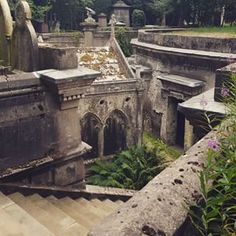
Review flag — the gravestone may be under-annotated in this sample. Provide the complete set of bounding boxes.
[12,0,38,72]
[0,0,13,66]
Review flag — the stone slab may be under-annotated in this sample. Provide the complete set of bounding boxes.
[158,73,205,88]
[37,67,100,84]
[178,88,226,115]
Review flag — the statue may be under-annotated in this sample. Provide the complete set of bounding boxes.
[85,7,96,23]
[109,14,117,38]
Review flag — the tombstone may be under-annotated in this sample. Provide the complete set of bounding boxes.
[12,0,38,72]
[0,0,13,66]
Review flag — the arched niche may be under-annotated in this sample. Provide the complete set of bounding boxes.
[104,109,127,156]
[81,113,102,159]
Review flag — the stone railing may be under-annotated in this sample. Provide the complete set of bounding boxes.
[110,38,135,79]
[89,129,218,236]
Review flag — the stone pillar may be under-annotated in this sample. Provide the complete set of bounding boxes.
[98,13,107,28]
[136,72,145,145]
[184,119,194,151]
[38,68,100,158]
[98,125,105,158]
[81,22,98,48]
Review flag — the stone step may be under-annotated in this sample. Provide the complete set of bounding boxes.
[28,194,82,231]
[76,197,108,218]
[90,199,114,213]
[8,192,63,235]
[0,207,33,236]
[0,192,53,236]
[47,195,91,232]
[59,197,102,223]
[102,199,120,210]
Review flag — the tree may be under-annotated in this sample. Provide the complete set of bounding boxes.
[7,0,51,23]
[132,9,146,27]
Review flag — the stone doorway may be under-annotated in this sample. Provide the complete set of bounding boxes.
[167,97,185,147]
[104,110,127,156]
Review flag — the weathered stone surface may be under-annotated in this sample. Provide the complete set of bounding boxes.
[89,130,217,236]
[214,62,236,102]
[11,0,38,72]
[39,45,78,70]
[0,0,13,66]
[138,32,236,54]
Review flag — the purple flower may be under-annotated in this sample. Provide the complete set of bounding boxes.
[221,86,230,98]
[208,140,219,151]
[200,96,208,108]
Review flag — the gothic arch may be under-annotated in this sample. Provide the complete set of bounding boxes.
[81,112,102,159]
[104,109,128,156]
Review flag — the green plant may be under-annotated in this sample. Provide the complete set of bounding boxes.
[87,145,165,190]
[115,27,132,57]
[190,77,236,236]
[143,132,181,162]
[132,9,146,27]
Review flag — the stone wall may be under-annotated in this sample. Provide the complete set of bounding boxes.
[131,30,232,144]
[0,68,97,186]
[138,31,236,53]
[89,128,218,236]
[79,79,144,158]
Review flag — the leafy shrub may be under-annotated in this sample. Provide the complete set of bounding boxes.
[115,27,132,57]
[87,146,165,190]
[132,9,146,28]
[190,77,236,236]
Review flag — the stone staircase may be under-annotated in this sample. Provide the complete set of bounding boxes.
[0,191,123,236]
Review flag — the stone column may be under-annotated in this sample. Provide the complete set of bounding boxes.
[81,22,98,47]
[184,119,194,151]
[136,72,145,145]
[38,68,100,187]
[98,125,105,159]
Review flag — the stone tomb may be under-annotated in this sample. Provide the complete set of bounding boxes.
[11,0,38,72]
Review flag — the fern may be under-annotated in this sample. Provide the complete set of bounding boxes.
[87,145,166,190]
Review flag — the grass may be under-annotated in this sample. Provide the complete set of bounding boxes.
[143,132,181,164]
[191,25,236,34]
[168,25,236,37]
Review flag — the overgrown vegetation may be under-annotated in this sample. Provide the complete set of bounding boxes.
[87,145,165,190]
[87,133,181,190]
[143,132,181,162]
[191,25,236,34]
[115,27,132,57]
[191,77,236,236]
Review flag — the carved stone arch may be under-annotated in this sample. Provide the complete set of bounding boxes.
[81,112,102,159]
[0,0,13,65]
[104,109,128,156]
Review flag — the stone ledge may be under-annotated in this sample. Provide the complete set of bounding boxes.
[131,38,236,61]
[89,129,218,236]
